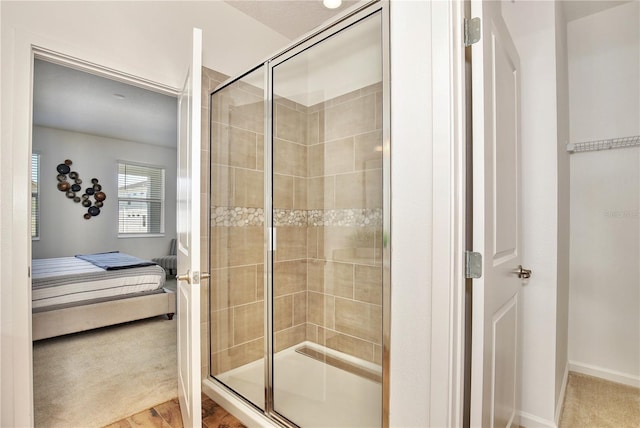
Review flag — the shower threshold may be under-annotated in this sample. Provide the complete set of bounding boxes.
[215,341,382,427]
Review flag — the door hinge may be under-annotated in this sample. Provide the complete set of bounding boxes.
[464,17,481,47]
[465,251,482,279]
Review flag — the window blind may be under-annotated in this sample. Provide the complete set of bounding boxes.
[118,162,165,234]
[31,153,39,238]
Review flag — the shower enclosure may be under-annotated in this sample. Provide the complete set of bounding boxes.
[207,3,389,426]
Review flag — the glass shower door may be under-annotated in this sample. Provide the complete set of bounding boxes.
[270,12,384,427]
[209,66,266,410]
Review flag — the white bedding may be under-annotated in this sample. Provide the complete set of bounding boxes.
[32,257,165,309]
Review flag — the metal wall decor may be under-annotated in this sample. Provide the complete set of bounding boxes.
[55,159,106,219]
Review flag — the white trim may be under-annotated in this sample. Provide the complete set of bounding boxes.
[202,379,276,427]
[554,362,569,425]
[33,47,178,96]
[518,410,557,428]
[569,361,640,388]
[2,27,185,425]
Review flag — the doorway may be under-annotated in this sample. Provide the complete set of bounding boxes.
[30,55,180,426]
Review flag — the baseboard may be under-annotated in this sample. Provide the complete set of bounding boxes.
[518,410,557,428]
[554,362,569,425]
[569,361,640,388]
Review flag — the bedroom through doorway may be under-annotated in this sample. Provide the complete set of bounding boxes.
[30,56,181,427]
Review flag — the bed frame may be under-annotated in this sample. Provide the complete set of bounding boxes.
[32,288,176,341]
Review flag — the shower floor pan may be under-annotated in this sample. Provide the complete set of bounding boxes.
[216,341,382,427]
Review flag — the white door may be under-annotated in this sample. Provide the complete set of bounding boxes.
[176,27,203,428]
[470,2,527,427]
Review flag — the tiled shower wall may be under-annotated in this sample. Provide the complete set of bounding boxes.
[303,82,384,365]
[207,74,384,375]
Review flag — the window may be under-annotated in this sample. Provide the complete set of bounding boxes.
[32,153,40,239]
[118,162,165,235]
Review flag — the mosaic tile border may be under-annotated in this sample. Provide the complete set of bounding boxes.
[211,207,382,227]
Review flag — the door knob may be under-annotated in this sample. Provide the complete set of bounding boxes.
[515,265,532,279]
[176,270,210,284]
[176,269,191,284]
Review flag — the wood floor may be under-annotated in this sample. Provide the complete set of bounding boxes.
[103,394,245,428]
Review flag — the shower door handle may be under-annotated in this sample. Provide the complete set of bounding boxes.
[515,265,532,279]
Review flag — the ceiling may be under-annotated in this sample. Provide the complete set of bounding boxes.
[224,0,360,40]
[33,59,177,148]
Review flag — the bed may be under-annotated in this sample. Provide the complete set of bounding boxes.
[31,252,176,340]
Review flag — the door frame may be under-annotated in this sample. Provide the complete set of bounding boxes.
[3,29,179,426]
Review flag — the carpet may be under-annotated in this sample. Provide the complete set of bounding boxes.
[559,372,640,427]
[33,316,177,427]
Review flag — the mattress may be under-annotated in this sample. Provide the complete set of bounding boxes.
[32,256,165,309]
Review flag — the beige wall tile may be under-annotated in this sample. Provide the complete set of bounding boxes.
[307,176,335,210]
[234,168,264,208]
[325,261,355,298]
[361,81,383,96]
[211,309,232,353]
[365,169,383,209]
[323,94,376,141]
[354,264,383,305]
[354,130,383,170]
[274,324,306,353]
[307,112,320,146]
[211,337,263,374]
[307,260,354,298]
[257,264,265,301]
[334,298,382,344]
[324,88,363,108]
[307,144,324,178]
[306,323,318,343]
[307,227,319,258]
[293,177,307,210]
[274,295,293,331]
[275,103,307,144]
[334,171,365,209]
[256,134,264,171]
[308,291,335,330]
[211,265,258,310]
[325,330,375,363]
[273,138,307,177]
[210,227,263,269]
[293,291,307,325]
[334,171,382,210]
[273,96,297,111]
[211,123,257,169]
[210,164,234,207]
[234,302,264,344]
[307,259,324,293]
[229,100,264,134]
[273,174,294,210]
[324,137,355,175]
[275,227,307,262]
[320,226,377,262]
[273,260,307,296]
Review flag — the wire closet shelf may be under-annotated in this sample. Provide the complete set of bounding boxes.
[566,135,640,153]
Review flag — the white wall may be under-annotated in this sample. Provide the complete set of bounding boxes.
[554,1,571,416]
[567,1,640,387]
[502,1,565,425]
[32,126,177,261]
[1,3,288,425]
